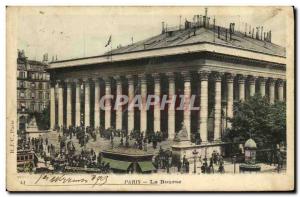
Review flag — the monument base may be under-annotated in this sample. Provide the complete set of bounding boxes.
[171,141,227,160]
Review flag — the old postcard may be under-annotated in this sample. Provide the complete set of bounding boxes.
[6,6,294,191]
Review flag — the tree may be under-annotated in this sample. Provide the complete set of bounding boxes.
[28,107,50,130]
[225,94,286,148]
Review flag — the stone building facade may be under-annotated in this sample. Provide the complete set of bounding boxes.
[48,15,286,143]
[17,50,50,130]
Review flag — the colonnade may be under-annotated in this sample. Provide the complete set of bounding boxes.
[50,71,285,142]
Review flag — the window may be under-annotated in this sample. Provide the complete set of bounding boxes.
[19,71,26,78]
[31,83,35,88]
[19,81,25,88]
[39,92,43,99]
[31,92,35,98]
[20,92,25,98]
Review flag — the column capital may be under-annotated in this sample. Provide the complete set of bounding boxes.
[152,73,160,82]
[237,74,245,84]
[113,75,122,85]
[138,73,147,83]
[182,71,191,82]
[247,75,257,84]
[126,74,134,83]
[82,78,91,84]
[277,79,284,86]
[268,78,275,86]
[225,73,235,82]
[102,76,111,81]
[56,80,64,87]
[258,76,267,83]
[212,72,223,82]
[103,77,112,86]
[65,78,73,84]
[166,72,175,80]
[198,70,211,81]
[91,77,101,83]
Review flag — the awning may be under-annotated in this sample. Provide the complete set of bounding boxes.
[102,158,132,171]
[138,161,156,172]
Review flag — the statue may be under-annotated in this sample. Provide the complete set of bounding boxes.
[174,122,189,142]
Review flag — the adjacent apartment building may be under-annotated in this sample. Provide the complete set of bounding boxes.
[17,50,50,130]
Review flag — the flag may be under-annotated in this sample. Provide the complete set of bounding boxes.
[105,35,112,47]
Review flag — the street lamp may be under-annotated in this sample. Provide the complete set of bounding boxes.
[192,149,199,174]
[232,155,237,174]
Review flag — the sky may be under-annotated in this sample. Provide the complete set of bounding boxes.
[16,6,289,61]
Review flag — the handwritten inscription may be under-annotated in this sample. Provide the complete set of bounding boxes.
[34,174,108,187]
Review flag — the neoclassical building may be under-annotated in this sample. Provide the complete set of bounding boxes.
[48,16,286,143]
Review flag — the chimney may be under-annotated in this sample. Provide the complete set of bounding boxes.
[256,27,259,39]
[179,15,182,30]
[197,15,200,27]
[264,32,266,41]
[43,53,48,63]
[218,26,220,38]
[205,7,208,17]
[199,15,203,27]
[207,17,210,28]
[261,26,263,40]
[249,25,251,35]
[225,29,228,41]
[213,17,216,30]
[269,30,272,42]
[162,22,165,34]
[252,28,254,38]
[203,15,206,28]
[245,23,247,36]
[229,23,234,40]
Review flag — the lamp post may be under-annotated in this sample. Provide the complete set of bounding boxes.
[192,149,199,174]
[233,155,237,174]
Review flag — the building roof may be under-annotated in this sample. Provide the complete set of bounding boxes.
[108,27,285,58]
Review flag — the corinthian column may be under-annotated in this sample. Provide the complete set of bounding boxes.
[114,76,123,130]
[238,75,245,101]
[50,81,56,130]
[214,72,222,141]
[259,77,266,97]
[199,70,210,142]
[75,79,81,126]
[269,78,275,104]
[139,74,147,132]
[248,75,256,97]
[226,73,234,128]
[278,79,284,101]
[166,72,175,140]
[84,79,90,127]
[182,71,191,139]
[127,75,134,132]
[93,78,101,128]
[104,77,111,129]
[57,80,64,127]
[153,73,161,132]
[66,79,72,127]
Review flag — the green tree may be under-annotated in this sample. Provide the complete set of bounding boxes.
[225,94,286,148]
